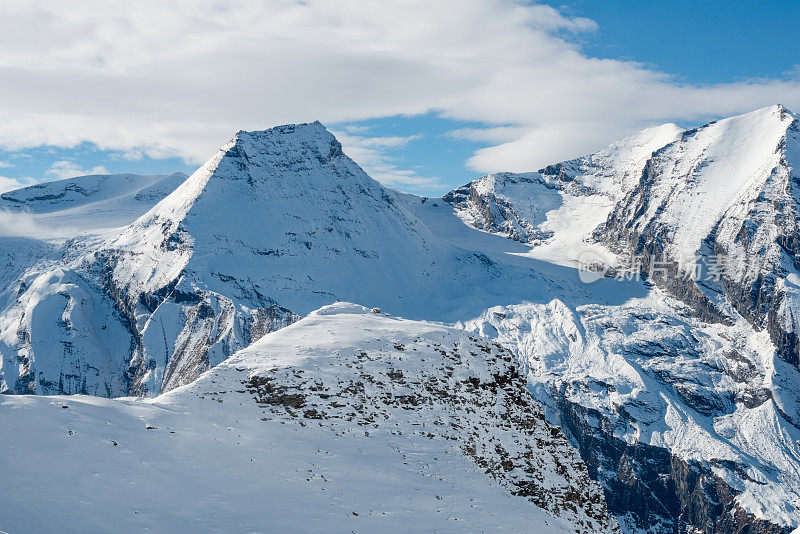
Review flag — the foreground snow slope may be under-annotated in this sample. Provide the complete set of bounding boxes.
[0,303,615,533]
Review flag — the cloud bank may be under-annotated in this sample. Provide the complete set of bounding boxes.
[0,0,798,183]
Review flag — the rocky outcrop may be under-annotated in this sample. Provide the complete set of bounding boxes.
[598,106,800,368]
[556,395,789,534]
[444,171,600,245]
[444,172,555,244]
[233,303,618,531]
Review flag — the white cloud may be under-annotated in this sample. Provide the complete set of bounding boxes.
[447,126,529,144]
[0,161,13,168]
[46,161,109,179]
[331,130,442,191]
[0,209,68,238]
[0,175,36,193]
[341,125,374,135]
[0,0,796,180]
[0,207,79,238]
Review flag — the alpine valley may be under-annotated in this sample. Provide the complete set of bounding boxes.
[2,105,800,533]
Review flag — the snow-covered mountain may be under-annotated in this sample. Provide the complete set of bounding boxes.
[0,303,616,533]
[3,108,800,533]
[599,105,800,365]
[443,105,800,533]
[444,122,683,266]
[2,121,610,398]
[0,172,186,236]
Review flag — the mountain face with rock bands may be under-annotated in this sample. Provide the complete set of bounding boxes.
[446,105,800,533]
[599,106,800,366]
[2,106,800,533]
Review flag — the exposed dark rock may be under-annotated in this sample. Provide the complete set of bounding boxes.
[555,394,790,534]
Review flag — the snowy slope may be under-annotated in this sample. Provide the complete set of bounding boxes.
[600,105,800,363]
[0,303,616,533]
[0,173,186,393]
[0,172,186,236]
[444,123,683,267]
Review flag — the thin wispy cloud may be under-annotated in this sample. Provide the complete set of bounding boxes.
[46,160,109,180]
[446,126,529,145]
[0,208,77,238]
[332,130,443,191]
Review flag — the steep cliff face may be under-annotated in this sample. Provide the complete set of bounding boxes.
[461,294,800,533]
[598,105,800,365]
[0,303,617,533]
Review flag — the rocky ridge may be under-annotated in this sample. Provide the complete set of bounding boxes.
[0,303,618,533]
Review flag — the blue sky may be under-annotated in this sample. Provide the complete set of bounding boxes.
[551,0,800,84]
[0,1,797,196]
[329,1,800,192]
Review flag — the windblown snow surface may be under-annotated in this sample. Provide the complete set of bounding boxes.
[2,107,800,533]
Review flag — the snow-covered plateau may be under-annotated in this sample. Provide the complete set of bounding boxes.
[2,105,800,533]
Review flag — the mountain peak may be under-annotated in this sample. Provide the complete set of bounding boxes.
[714,103,796,129]
[233,120,330,141]
[774,102,795,116]
[230,121,344,164]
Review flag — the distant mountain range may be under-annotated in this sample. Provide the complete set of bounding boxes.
[2,105,799,533]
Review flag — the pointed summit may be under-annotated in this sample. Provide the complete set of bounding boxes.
[230,121,346,170]
[86,120,547,392]
[104,120,399,302]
